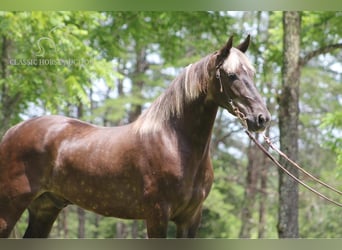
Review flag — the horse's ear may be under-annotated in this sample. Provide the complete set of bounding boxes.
[216,36,233,67]
[236,34,250,53]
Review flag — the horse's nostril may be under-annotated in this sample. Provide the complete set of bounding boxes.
[257,113,271,129]
[258,114,267,127]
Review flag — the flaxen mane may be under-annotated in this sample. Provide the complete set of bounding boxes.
[134,47,255,135]
[134,54,213,135]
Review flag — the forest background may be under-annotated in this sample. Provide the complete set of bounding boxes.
[0,11,341,238]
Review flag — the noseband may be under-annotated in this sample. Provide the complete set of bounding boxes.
[215,66,248,128]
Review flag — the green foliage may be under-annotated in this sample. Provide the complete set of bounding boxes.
[321,111,342,167]
[0,11,115,129]
[266,11,283,63]
[2,11,342,238]
[302,11,342,48]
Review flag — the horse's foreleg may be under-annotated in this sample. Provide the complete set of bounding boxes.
[145,202,169,238]
[23,193,66,238]
[186,210,202,238]
[175,206,202,238]
[145,218,168,238]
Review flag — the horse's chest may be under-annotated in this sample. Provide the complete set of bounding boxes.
[172,163,214,216]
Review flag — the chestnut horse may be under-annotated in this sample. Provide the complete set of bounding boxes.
[0,35,270,238]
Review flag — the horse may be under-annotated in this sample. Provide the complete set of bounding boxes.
[0,35,270,238]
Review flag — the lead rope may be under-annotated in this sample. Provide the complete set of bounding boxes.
[228,100,342,207]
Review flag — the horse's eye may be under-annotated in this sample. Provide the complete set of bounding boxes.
[227,73,237,80]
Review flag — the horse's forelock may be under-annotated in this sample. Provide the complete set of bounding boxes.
[222,47,255,77]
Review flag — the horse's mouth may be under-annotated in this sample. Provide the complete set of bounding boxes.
[228,103,271,132]
[246,114,271,132]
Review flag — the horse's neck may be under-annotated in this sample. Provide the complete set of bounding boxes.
[170,96,218,153]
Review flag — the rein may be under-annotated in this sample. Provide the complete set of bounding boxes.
[231,101,342,207]
[216,71,342,207]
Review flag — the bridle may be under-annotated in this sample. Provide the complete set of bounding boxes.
[227,90,342,208]
[216,63,342,207]
[215,65,248,127]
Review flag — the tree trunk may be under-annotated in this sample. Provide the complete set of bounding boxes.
[116,221,128,238]
[58,208,68,238]
[258,162,267,238]
[128,47,148,122]
[77,207,86,238]
[93,214,100,238]
[0,35,20,136]
[131,220,139,238]
[258,126,271,238]
[239,136,262,238]
[277,11,301,238]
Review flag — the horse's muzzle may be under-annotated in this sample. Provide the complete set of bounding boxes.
[246,112,271,132]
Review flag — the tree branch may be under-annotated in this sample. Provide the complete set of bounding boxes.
[300,43,342,66]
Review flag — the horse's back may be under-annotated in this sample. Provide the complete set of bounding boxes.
[0,116,98,188]
[1,115,93,154]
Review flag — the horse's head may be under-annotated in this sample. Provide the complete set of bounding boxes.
[209,35,271,132]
